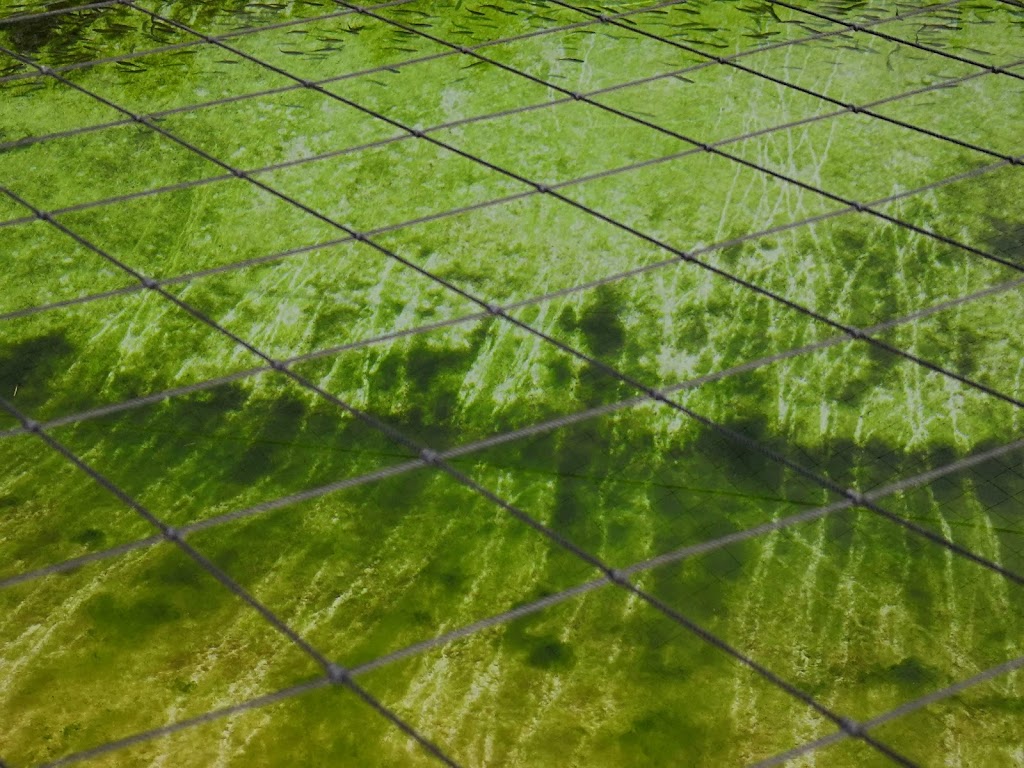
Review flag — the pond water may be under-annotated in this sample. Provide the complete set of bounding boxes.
[1,1,1023,766]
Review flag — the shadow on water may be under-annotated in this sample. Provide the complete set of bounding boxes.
[81,546,230,646]
[988,221,1024,266]
[0,331,75,412]
[576,284,627,359]
[3,4,80,53]
[1,5,137,65]
[0,0,275,69]
[228,393,306,483]
[489,388,1022,600]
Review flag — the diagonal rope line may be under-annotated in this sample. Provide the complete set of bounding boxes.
[5,266,1024,592]
[26,429,1024,767]
[37,679,333,768]
[769,0,1024,82]
[0,404,461,767]
[0,0,426,83]
[323,6,1024,409]
[4,20,1021,594]
[348,2,1024,269]
[3,57,1017,331]
[0,1,989,224]
[0,534,166,590]
[0,0,679,89]
[0,366,268,438]
[751,655,1024,767]
[0,0,965,151]
[78,11,1022,756]
[5,13,1019,433]
[862,656,1024,730]
[1,150,1017,446]
[3,46,922,768]
[543,0,1024,161]
[0,0,117,26]
[4,16,1016,766]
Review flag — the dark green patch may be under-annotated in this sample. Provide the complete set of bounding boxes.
[70,527,106,548]
[503,622,578,672]
[578,284,627,359]
[83,591,181,639]
[988,221,1024,265]
[229,394,307,484]
[617,707,712,764]
[887,657,939,687]
[0,332,75,415]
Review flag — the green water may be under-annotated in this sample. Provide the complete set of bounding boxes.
[1,0,1023,765]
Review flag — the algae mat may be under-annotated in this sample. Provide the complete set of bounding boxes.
[1,0,1023,766]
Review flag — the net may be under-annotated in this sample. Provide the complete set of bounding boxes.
[1,1,1022,766]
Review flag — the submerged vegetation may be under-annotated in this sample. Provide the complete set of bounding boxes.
[1,0,1023,766]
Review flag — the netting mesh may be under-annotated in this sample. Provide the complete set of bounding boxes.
[0,0,1022,766]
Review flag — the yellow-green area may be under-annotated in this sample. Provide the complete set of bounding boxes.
[1,0,1022,766]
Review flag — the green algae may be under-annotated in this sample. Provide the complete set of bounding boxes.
[681,340,1023,490]
[158,88,402,169]
[1,291,261,420]
[0,122,221,210]
[1,0,1023,765]
[53,369,420,525]
[163,239,481,360]
[187,466,598,667]
[642,508,1024,720]
[291,313,634,448]
[58,178,343,276]
[878,286,1024,404]
[702,211,1017,328]
[0,545,321,766]
[356,586,838,767]
[460,399,836,567]
[882,444,1024,579]
[0,220,135,316]
[870,667,1024,766]
[0,433,152,577]
[872,63,1024,158]
[69,683,455,768]
[0,74,123,143]
[371,194,671,305]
